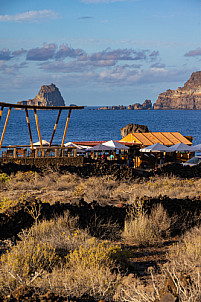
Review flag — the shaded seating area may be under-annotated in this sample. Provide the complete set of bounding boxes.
[0,102,84,161]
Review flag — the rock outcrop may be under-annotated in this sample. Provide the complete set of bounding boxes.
[153,71,201,110]
[128,99,152,110]
[98,100,152,110]
[98,105,127,110]
[18,83,65,107]
[121,123,149,138]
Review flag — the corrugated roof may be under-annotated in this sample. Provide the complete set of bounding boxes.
[119,132,192,146]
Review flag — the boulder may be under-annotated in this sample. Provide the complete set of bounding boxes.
[121,123,149,138]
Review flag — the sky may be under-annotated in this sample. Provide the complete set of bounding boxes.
[0,0,201,106]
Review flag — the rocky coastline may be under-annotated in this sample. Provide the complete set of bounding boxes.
[98,99,152,110]
[98,71,201,110]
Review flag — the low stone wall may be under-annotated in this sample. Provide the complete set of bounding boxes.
[0,156,84,168]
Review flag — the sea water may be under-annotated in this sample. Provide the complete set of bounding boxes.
[0,107,201,146]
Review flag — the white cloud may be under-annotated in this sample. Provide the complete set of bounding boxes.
[0,10,59,23]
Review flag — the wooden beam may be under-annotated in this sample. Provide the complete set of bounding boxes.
[61,109,72,148]
[25,108,34,150]
[0,107,11,150]
[49,109,62,147]
[34,108,43,149]
[0,106,4,122]
[0,102,84,111]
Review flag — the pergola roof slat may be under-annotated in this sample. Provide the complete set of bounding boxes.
[0,102,84,110]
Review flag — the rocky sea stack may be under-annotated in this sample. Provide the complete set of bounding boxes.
[154,71,201,110]
[18,83,65,107]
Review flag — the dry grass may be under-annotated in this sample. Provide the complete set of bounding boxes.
[1,172,201,208]
[168,224,201,277]
[122,203,171,246]
[127,176,201,201]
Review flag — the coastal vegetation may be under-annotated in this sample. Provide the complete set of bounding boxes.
[0,167,201,301]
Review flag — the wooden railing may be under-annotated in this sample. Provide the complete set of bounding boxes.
[1,145,78,159]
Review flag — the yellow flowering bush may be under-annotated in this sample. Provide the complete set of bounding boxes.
[66,237,121,269]
[0,173,10,183]
[0,197,18,213]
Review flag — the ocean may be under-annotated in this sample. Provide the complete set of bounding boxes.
[0,107,201,147]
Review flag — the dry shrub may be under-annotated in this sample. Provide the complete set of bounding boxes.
[114,273,156,302]
[79,176,116,202]
[88,215,121,240]
[122,203,171,246]
[116,266,201,302]
[0,237,58,294]
[19,211,91,253]
[168,224,201,276]
[40,238,122,300]
[66,237,121,268]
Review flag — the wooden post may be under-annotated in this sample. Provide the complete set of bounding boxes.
[34,109,43,147]
[34,108,44,156]
[25,108,34,150]
[0,107,11,151]
[49,109,62,147]
[14,148,17,158]
[0,106,4,122]
[61,109,72,148]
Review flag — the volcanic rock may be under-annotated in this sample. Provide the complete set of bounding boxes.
[153,71,201,110]
[18,83,65,107]
[121,123,149,138]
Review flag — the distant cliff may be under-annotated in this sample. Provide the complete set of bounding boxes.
[17,83,65,107]
[153,71,201,110]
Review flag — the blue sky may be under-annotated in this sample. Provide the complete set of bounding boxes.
[0,0,201,106]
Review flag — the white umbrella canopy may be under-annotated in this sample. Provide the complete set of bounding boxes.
[168,142,194,152]
[33,140,50,146]
[103,140,129,150]
[88,144,115,152]
[64,142,85,153]
[191,144,201,152]
[140,143,170,152]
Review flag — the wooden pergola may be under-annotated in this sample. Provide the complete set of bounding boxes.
[0,102,84,152]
